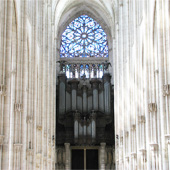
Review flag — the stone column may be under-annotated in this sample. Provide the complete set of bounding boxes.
[65,143,71,170]
[139,149,146,170]
[91,111,96,143]
[91,79,100,111]
[103,73,111,115]
[165,135,170,169]
[82,85,88,113]
[58,74,66,115]
[99,143,106,170]
[74,111,80,142]
[0,135,4,169]
[150,144,159,170]
[69,79,79,111]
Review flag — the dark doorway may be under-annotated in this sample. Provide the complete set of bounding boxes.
[72,149,84,170]
[86,150,98,170]
[72,149,98,170]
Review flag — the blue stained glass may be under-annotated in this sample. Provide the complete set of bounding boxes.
[60,15,109,58]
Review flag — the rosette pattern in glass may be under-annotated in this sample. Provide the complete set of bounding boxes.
[60,15,109,58]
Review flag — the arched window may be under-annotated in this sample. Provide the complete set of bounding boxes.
[59,15,110,79]
[60,15,108,58]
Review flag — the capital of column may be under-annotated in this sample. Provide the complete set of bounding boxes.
[150,143,158,152]
[0,84,6,96]
[27,115,33,124]
[37,125,42,131]
[131,124,136,131]
[68,79,79,89]
[100,142,106,148]
[125,156,129,161]
[64,143,70,148]
[14,103,23,112]
[165,134,170,145]
[0,135,4,145]
[139,149,147,155]
[138,115,145,123]
[74,110,80,121]
[163,84,170,96]
[14,143,22,152]
[131,152,137,159]
[103,73,111,83]
[90,79,101,89]
[148,103,157,112]
[91,110,96,120]
[27,149,34,156]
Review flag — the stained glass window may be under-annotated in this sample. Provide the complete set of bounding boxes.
[60,15,109,58]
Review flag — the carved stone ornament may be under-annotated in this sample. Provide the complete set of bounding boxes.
[0,84,6,96]
[163,84,170,96]
[148,103,157,112]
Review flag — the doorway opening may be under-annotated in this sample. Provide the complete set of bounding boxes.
[72,148,98,170]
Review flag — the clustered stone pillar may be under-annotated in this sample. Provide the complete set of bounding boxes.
[59,74,66,115]
[103,73,111,115]
[99,143,106,170]
[91,79,100,111]
[65,143,71,170]
[148,103,159,169]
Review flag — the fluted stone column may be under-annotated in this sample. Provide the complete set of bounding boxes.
[165,135,170,169]
[59,74,66,115]
[82,85,88,113]
[0,136,4,169]
[69,79,79,111]
[91,79,100,111]
[91,111,96,143]
[74,111,80,142]
[65,143,71,170]
[103,73,111,115]
[99,143,106,170]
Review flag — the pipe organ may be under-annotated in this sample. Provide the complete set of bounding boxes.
[56,62,114,146]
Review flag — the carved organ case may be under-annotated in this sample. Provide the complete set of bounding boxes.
[56,62,114,146]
